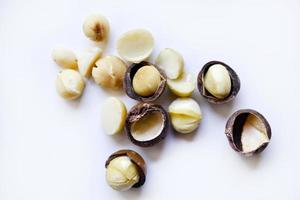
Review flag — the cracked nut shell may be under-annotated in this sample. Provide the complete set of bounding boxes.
[197,61,240,104]
[124,61,167,102]
[225,109,271,156]
[125,102,169,147]
[105,149,146,189]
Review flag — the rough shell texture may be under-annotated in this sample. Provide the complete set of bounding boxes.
[197,61,240,104]
[105,149,146,188]
[125,103,169,147]
[225,109,271,156]
[124,61,167,102]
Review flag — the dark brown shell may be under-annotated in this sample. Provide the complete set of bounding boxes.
[197,61,240,104]
[225,109,272,156]
[125,102,169,147]
[124,61,167,102]
[105,149,146,188]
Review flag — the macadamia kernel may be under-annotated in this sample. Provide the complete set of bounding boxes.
[106,156,140,191]
[167,73,195,97]
[155,48,184,79]
[168,98,202,134]
[132,65,161,97]
[55,69,85,100]
[117,29,154,63]
[92,56,127,89]
[102,97,127,135]
[204,64,231,99]
[52,47,78,69]
[82,13,109,42]
[78,47,102,78]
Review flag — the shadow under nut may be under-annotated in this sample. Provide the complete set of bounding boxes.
[197,61,240,104]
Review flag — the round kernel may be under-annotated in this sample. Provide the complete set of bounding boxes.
[132,65,161,97]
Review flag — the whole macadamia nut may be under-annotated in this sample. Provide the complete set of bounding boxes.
[82,13,110,42]
[56,69,85,100]
[92,56,127,89]
[132,65,161,97]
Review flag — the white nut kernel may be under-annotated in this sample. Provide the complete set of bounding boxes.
[92,56,127,89]
[117,29,154,63]
[78,47,102,78]
[167,73,195,97]
[204,64,231,99]
[155,48,184,79]
[102,97,127,135]
[82,13,109,42]
[55,69,85,100]
[168,98,202,134]
[132,65,161,97]
[106,156,140,191]
[51,47,78,69]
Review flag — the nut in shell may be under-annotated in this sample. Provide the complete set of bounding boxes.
[105,149,146,191]
[125,103,169,147]
[124,61,167,102]
[197,61,240,104]
[225,109,271,156]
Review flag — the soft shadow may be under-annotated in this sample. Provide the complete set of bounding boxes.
[64,95,84,109]
[139,139,166,161]
[116,186,143,199]
[110,130,130,146]
[240,153,262,169]
[209,100,235,117]
[88,39,108,51]
[101,87,125,97]
[172,126,199,142]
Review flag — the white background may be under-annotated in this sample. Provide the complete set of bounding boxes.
[0,0,299,199]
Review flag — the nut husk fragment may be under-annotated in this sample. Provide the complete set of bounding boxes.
[225,109,271,156]
[124,61,167,102]
[105,149,146,188]
[125,102,169,147]
[197,61,240,104]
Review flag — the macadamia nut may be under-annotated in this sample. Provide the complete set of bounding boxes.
[155,48,184,79]
[82,13,109,42]
[52,47,78,69]
[204,64,231,99]
[168,98,202,134]
[102,97,127,135]
[167,73,195,97]
[92,56,127,89]
[117,29,154,63]
[78,47,102,78]
[106,156,140,191]
[56,69,85,100]
[132,65,161,97]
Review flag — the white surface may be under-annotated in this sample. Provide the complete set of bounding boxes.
[0,0,299,199]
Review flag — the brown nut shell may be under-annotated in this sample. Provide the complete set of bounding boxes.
[125,102,169,147]
[197,61,240,104]
[225,109,271,156]
[124,61,167,102]
[105,149,146,188]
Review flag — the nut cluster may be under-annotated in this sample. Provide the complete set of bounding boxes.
[52,13,272,192]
